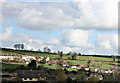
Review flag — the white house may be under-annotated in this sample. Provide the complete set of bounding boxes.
[104,70,109,73]
[100,70,105,73]
[108,70,113,73]
[85,67,89,71]
[22,55,36,61]
[0,55,14,60]
[39,57,44,61]
[77,66,81,69]
[94,68,98,72]
[0,55,6,59]
[27,56,36,60]
[45,57,49,62]
[71,65,77,69]
[26,61,29,64]
[22,56,29,61]
[62,62,68,67]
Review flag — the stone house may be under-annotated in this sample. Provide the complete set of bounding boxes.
[17,70,47,81]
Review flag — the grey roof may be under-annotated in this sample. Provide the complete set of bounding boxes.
[17,70,46,78]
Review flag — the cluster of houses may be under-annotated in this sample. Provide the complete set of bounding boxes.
[70,65,116,74]
[47,61,116,74]
[0,54,49,64]
[0,54,119,75]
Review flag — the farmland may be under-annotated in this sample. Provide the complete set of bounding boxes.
[1,48,119,70]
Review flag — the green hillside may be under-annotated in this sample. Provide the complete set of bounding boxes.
[1,48,119,70]
[1,49,118,61]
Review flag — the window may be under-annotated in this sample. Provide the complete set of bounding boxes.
[24,78,27,80]
[30,78,32,80]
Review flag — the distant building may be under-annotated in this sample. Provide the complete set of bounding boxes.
[17,70,47,81]
[71,65,77,69]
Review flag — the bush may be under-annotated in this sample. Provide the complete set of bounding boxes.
[117,60,120,63]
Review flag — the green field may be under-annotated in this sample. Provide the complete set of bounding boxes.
[1,49,119,69]
[2,63,25,68]
[1,50,116,61]
[1,50,23,55]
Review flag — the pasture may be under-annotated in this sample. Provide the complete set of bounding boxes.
[1,49,119,70]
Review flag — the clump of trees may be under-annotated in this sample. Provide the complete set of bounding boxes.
[28,60,37,69]
[112,55,116,62]
[71,52,77,60]
[14,44,24,50]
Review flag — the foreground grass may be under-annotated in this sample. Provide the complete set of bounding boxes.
[2,63,25,68]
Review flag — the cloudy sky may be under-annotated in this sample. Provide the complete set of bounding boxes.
[0,0,119,55]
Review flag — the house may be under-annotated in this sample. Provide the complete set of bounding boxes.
[71,65,77,69]
[47,61,57,65]
[22,55,36,62]
[39,57,44,61]
[0,55,6,60]
[90,68,95,72]
[104,69,109,73]
[100,70,105,73]
[94,68,98,72]
[108,69,113,73]
[52,61,57,65]
[85,67,89,71]
[0,55,16,61]
[77,66,81,69]
[45,57,49,62]
[62,62,68,66]
[17,70,47,81]
[77,65,85,69]
[47,61,52,65]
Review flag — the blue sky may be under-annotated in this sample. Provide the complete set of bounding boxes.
[0,0,118,55]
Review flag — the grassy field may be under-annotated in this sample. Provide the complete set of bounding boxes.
[1,49,119,69]
[1,50,116,61]
[1,50,23,55]
[50,60,114,69]
[2,63,25,68]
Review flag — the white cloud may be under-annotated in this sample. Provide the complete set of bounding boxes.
[0,0,6,2]
[0,27,118,55]
[25,39,43,50]
[88,33,118,55]
[2,1,118,31]
[0,27,43,50]
[16,7,73,31]
[72,0,118,30]
[96,34,118,50]
[0,27,12,40]
[62,29,94,48]
[45,38,61,45]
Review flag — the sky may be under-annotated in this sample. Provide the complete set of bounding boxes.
[0,0,119,55]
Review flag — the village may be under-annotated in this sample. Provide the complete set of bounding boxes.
[1,48,120,82]
[0,53,119,74]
